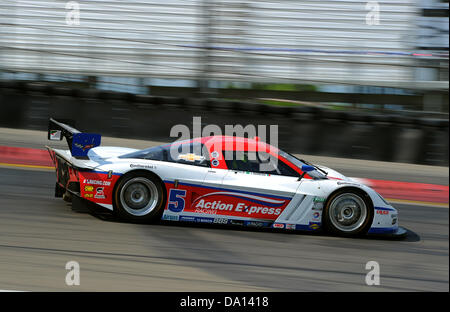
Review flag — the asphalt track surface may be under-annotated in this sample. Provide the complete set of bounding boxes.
[0,128,448,291]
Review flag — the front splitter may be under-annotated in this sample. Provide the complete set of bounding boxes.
[367,226,408,239]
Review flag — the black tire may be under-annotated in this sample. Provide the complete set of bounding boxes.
[113,171,165,223]
[323,188,373,236]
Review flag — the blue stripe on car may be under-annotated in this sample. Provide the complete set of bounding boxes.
[368,227,396,234]
[164,180,292,201]
[374,206,395,211]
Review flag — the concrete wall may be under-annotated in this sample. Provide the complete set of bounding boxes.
[0,81,448,166]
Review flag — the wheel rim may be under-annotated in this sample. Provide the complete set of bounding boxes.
[119,177,159,217]
[329,193,368,232]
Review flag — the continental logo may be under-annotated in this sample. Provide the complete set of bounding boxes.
[130,164,155,169]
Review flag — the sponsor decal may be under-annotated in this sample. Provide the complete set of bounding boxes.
[391,214,398,225]
[312,204,323,211]
[162,214,179,221]
[213,218,229,224]
[195,208,218,215]
[313,197,325,210]
[164,182,290,220]
[273,223,285,229]
[211,159,220,167]
[191,191,286,219]
[211,151,219,158]
[313,196,326,202]
[376,210,389,215]
[74,143,94,152]
[83,179,111,186]
[130,164,155,169]
[195,200,233,211]
[309,222,320,230]
[178,153,204,162]
[195,217,214,223]
[286,224,296,230]
[84,193,93,198]
[194,200,282,216]
[179,216,196,222]
[94,187,106,199]
[229,220,244,226]
[337,181,361,187]
[312,211,321,221]
[84,185,94,192]
[245,221,266,228]
[49,130,61,140]
[179,216,216,223]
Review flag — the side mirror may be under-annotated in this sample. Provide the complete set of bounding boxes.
[301,165,315,172]
[298,165,315,181]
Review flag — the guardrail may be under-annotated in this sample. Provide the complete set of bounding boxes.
[0,80,448,166]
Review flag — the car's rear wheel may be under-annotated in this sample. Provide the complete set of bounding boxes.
[323,189,373,236]
[114,172,165,223]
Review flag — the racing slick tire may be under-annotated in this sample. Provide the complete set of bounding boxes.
[323,188,374,236]
[113,171,165,223]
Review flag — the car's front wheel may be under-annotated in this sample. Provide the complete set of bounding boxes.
[323,189,373,236]
[114,172,165,223]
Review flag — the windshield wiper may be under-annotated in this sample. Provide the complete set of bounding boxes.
[299,159,328,176]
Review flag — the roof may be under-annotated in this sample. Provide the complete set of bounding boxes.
[183,135,279,153]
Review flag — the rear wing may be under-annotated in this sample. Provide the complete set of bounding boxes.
[48,118,101,158]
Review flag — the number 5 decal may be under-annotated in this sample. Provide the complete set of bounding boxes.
[168,189,187,212]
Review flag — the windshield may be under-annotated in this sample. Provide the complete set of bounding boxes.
[119,145,168,161]
[278,150,327,179]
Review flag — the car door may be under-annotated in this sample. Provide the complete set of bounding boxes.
[215,150,301,221]
[163,141,214,215]
[162,141,211,184]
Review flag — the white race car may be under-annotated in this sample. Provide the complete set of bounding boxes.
[46,118,406,237]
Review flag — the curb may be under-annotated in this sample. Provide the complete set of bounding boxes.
[0,145,447,205]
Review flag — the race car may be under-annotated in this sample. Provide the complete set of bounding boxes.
[46,118,406,237]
